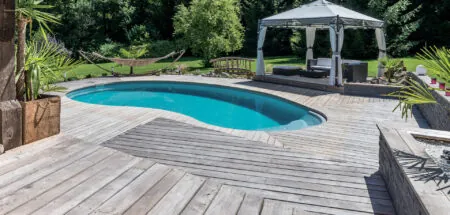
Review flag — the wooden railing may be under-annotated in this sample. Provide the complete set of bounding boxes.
[210,57,255,75]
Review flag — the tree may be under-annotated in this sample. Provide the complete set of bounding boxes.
[15,0,59,100]
[173,0,244,65]
[369,0,422,57]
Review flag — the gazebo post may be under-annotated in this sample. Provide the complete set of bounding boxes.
[375,28,387,77]
[256,20,267,76]
[334,20,339,86]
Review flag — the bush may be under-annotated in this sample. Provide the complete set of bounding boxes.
[126,25,151,45]
[99,42,123,57]
[147,40,177,58]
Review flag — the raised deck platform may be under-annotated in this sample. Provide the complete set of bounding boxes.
[0,76,429,214]
[254,74,344,93]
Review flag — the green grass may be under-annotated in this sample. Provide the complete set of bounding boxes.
[66,56,424,80]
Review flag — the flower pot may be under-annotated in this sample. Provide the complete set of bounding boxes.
[439,82,446,90]
[446,87,450,97]
[431,78,437,84]
[20,95,61,144]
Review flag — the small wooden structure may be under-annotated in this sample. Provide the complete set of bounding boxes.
[210,57,254,76]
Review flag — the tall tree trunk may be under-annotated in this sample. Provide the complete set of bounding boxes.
[130,66,134,75]
[15,17,28,101]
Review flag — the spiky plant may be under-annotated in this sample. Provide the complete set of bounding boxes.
[390,46,450,119]
[15,0,60,100]
[24,40,82,101]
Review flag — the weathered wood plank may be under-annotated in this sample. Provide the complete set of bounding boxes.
[0,0,16,101]
[0,147,113,214]
[124,169,186,215]
[12,153,139,215]
[204,185,245,215]
[147,174,206,215]
[65,167,147,215]
[0,101,21,151]
[91,163,171,215]
[237,194,264,215]
[181,179,222,215]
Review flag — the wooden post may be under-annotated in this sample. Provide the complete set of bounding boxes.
[0,0,23,152]
[0,0,16,100]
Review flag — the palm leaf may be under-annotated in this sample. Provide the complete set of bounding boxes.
[389,79,437,119]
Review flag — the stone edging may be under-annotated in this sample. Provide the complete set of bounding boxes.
[378,123,450,215]
[409,73,450,131]
[344,82,402,97]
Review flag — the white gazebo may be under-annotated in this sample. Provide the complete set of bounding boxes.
[256,0,386,86]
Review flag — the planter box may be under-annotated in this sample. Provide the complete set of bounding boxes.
[410,73,450,131]
[20,95,61,144]
[378,124,450,215]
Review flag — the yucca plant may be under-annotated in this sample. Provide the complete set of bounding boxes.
[417,46,450,84]
[24,40,82,101]
[15,0,60,100]
[379,58,406,83]
[390,46,450,119]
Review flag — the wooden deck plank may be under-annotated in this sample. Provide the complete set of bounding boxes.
[237,194,264,215]
[124,169,186,215]
[91,163,172,215]
[204,185,245,215]
[181,179,222,215]
[11,152,140,215]
[0,147,115,214]
[147,174,206,215]
[65,167,148,215]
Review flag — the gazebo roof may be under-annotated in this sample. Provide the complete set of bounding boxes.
[261,0,384,29]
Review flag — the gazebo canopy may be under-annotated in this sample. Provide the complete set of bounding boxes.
[256,0,386,86]
[261,0,384,29]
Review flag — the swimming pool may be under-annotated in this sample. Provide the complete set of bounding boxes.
[67,81,325,131]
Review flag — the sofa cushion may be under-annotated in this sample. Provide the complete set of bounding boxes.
[311,65,331,71]
[317,58,332,67]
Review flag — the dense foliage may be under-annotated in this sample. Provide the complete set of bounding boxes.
[40,0,450,60]
[173,0,244,64]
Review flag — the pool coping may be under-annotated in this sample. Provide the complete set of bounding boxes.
[55,76,331,148]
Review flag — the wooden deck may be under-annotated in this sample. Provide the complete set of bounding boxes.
[0,76,429,214]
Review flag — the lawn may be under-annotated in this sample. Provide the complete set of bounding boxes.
[67,56,423,80]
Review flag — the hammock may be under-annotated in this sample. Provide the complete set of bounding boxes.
[78,50,185,75]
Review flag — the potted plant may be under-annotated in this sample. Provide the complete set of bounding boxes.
[379,58,406,83]
[20,40,81,144]
[390,46,450,118]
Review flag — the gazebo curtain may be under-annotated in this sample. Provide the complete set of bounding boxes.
[329,24,344,86]
[305,27,316,66]
[375,28,387,77]
[256,26,267,76]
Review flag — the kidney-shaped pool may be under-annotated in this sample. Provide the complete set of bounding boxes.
[67,81,325,131]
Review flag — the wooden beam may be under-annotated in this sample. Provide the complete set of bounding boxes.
[0,0,16,101]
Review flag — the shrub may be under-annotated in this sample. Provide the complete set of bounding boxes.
[99,42,123,57]
[126,25,151,45]
[147,40,177,58]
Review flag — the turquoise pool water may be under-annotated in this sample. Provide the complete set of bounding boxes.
[67,81,325,131]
